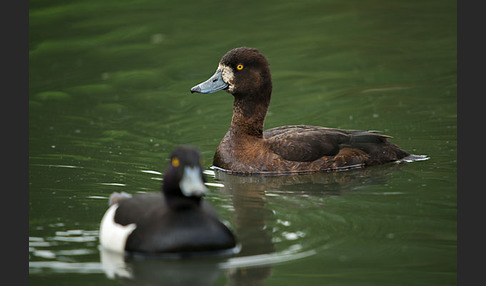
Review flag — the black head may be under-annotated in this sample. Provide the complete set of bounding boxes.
[190,47,272,99]
[162,146,208,208]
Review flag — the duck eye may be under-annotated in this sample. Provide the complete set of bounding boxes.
[236,64,244,70]
[171,157,180,168]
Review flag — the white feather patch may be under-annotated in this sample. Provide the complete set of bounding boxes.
[219,64,234,92]
[99,204,136,253]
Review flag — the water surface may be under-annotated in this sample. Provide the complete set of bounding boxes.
[29,0,456,285]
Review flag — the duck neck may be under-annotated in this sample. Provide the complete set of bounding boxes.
[162,180,201,209]
[229,90,271,138]
[163,191,201,209]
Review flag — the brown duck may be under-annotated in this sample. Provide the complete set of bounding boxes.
[191,47,427,174]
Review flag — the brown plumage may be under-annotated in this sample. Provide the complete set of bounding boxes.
[191,47,420,174]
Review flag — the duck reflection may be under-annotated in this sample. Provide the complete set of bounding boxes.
[218,172,275,286]
[100,247,226,286]
[100,163,405,285]
[218,163,406,196]
[216,162,405,285]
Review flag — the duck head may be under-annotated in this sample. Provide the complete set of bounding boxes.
[162,146,208,207]
[190,47,272,99]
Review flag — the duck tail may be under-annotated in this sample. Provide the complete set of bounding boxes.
[347,130,414,162]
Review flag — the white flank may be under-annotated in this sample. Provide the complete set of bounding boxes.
[99,204,136,253]
[179,166,208,197]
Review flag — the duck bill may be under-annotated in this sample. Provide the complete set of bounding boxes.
[179,166,208,197]
[190,70,228,94]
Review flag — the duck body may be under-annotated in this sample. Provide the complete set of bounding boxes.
[104,193,235,254]
[191,47,418,174]
[214,125,409,174]
[99,146,237,256]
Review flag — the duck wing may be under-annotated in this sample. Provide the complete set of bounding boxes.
[264,125,392,162]
[114,193,166,226]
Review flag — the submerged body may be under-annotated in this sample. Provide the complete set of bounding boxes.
[191,47,423,174]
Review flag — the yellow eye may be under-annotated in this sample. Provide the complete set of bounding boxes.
[171,157,180,167]
[236,64,244,70]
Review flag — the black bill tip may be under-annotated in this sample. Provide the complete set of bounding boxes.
[190,86,201,94]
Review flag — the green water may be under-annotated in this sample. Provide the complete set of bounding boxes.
[29,0,457,285]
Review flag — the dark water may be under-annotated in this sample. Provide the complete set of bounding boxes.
[29,0,457,285]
